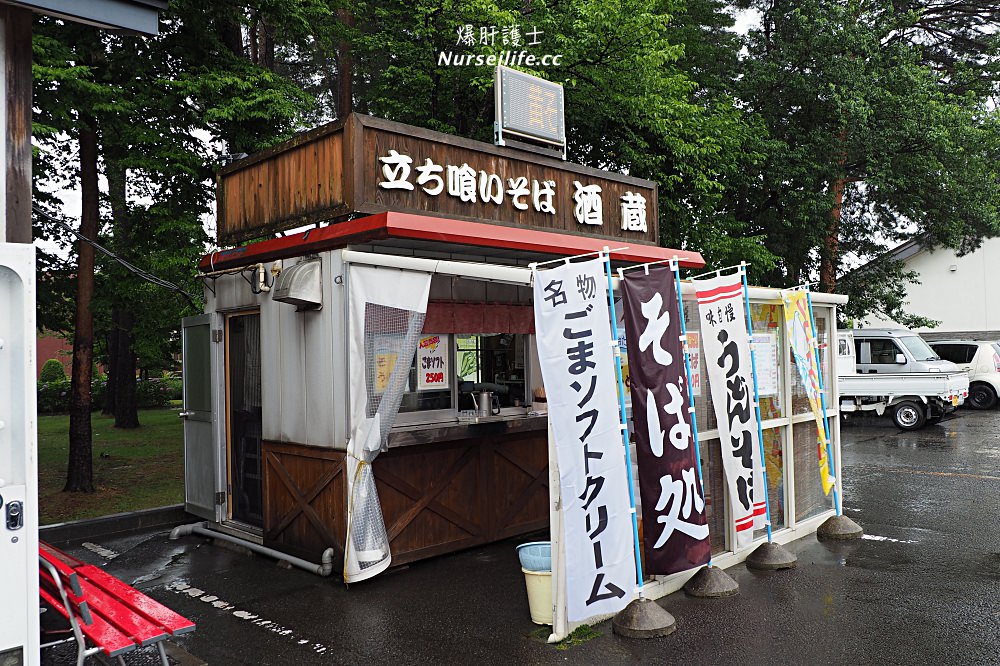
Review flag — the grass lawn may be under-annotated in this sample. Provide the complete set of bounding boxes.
[37,408,185,525]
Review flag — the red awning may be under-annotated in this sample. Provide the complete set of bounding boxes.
[199,212,704,272]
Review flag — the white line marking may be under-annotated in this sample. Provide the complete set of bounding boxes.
[166,581,331,654]
[862,534,917,544]
[81,542,119,559]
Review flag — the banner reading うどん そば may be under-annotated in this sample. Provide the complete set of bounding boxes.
[621,267,710,575]
[533,258,635,622]
[694,273,765,549]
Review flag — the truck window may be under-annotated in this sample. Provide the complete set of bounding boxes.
[898,335,939,362]
[868,339,902,364]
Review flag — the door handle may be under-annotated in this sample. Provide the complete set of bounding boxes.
[178,411,195,418]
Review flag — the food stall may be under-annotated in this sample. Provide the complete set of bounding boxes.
[180,112,847,594]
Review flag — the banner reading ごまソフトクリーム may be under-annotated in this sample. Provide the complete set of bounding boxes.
[533,257,635,622]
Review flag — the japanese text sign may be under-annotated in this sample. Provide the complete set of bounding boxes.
[417,334,450,391]
[622,267,710,575]
[694,274,765,549]
[533,258,635,622]
[216,114,658,245]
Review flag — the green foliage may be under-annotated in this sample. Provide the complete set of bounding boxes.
[37,377,170,414]
[728,0,1000,320]
[39,359,67,383]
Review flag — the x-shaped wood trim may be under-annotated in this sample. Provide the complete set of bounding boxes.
[493,447,548,528]
[381,446,481,542]
[265,452,344,550]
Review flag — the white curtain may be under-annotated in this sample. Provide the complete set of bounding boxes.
[344,265,431,583]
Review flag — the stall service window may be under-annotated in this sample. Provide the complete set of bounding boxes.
[456,334,527,410]
[397,332,530,419]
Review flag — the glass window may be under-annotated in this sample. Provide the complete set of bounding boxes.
[868,339,902,364]
[898,335,939,362]
[934,343,976,364]
[793,421,835,521]
[754,427,785,539]
[456,333,528,410]
[751,303,784,420]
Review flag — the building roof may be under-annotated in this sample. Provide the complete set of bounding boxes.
[199,212,706,273]
[2,0,167,34]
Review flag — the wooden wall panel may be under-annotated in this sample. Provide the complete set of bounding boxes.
[262,441,346,563]
[260,431,549,569]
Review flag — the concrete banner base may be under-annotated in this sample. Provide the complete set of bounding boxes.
[612,598,677,639]
[817,514,864,540]
[745,541,798,571]
[683,565,740,598]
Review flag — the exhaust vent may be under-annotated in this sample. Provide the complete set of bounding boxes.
[272,258,322,311]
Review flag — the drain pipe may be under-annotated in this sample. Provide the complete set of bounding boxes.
[170,522,336,577]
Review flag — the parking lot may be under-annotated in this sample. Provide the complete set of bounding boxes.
[43,408,1000,665]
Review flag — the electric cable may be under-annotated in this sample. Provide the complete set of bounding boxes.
[32,204,202,309]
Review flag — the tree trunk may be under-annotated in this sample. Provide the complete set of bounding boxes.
[65,119,99,493]
[819,174,846,293]
[106,156,140,428]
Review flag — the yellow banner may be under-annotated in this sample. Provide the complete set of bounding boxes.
[782,291,835,495]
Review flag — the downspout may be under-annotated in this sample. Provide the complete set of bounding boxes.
[170,522,336,577]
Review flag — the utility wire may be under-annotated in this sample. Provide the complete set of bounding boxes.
[32,204,202,310]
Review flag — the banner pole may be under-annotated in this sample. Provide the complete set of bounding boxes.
[602,248,645,598]
[740,264,774,545]
[670,260,711,565]
[805,289,842,516]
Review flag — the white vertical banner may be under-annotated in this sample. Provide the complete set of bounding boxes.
[694,274,765,549]
[533,258,635,622]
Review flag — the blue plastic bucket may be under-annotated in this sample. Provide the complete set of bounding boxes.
[516,541,551,572]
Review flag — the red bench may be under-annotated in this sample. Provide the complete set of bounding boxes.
[39,541,195,666]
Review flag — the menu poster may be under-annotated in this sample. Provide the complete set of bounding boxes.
[417,334,450,391]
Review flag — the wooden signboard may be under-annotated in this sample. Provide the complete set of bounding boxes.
[217,113,659,246]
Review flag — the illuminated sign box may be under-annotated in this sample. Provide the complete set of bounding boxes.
[495,66,565,150]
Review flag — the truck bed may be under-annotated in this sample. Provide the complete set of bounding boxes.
[838,371,969,398]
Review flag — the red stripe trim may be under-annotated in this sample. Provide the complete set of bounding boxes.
[695,283,742,300]
[200,212,706,272]
[735,522,754,531]
[698,292,740,306]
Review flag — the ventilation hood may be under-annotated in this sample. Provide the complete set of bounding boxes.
[272,258,322,310]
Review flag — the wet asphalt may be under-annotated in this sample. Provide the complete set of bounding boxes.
[43,409,1000,665]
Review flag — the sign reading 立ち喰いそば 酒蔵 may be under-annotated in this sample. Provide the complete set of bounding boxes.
[216,114,658,245]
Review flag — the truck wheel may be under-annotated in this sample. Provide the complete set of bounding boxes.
[968,384,997,410]
[892,401,926,431]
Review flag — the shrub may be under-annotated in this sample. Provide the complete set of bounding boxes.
[163,378,183,401]
[37,379,71,414]
[136,379,171,409]
[39,359,67,383]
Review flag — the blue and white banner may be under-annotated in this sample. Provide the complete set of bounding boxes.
[533,258,635,622]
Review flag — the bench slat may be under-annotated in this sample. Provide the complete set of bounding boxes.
[40,586,136,658]
[73,574,169,648]
[39,546,84,597]
[76,564,196,636]
[39,566,94,626]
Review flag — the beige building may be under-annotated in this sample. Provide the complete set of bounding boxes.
[864,236,1000,340]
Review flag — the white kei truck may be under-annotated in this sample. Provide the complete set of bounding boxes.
[837,328,970,430]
